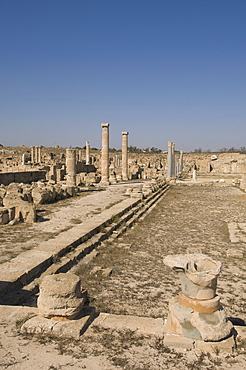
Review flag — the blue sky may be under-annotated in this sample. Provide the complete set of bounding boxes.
[1,0,245,151]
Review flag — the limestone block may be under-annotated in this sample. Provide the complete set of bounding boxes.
[163,333,195,350]
[21,307,95,338]
[93,313,164,337]
[2,193,24,207]
[0,187,6,199]
[125,188,133,195]
[131,192,143,199]
[0,208,9,224]
[190,309,233,342]
[46,186,57,202]
[195,335,235,353]
[7,207,15,221]
[37,273,85,319]
[7,183,22,193]
[31,187,51,204]
[178,292,220,313]
[15,203,36,223]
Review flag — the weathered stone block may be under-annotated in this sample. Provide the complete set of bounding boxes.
[37,273,85,319]
[195,335,235,353]
[0,208,9,224]
[163,333,195,350]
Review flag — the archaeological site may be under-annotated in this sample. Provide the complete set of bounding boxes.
[0,125,245,370]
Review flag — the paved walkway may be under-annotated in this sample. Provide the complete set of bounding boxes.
[0,182,142,264]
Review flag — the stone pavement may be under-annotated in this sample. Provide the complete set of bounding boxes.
[0,182,245,369]
[0,183,139,264]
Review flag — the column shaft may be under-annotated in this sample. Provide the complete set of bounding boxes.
[86,141,90,165]
[122,132,129,181]
[101,123,110,182]
[66,148,77,186]
[167,141,173,177]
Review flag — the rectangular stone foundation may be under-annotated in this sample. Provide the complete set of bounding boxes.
[21,306,95,339]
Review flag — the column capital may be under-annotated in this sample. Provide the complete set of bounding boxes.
[122,131,129,135]
[101,123,109,128]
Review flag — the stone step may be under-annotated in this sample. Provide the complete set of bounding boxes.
[0,182,169,304]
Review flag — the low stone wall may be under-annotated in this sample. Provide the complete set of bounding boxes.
[0,171,46,186]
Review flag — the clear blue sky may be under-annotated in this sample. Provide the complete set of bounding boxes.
[1,0,245,151]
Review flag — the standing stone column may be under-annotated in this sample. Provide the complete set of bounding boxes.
[66,148,76,186]
[176,162,180,176]
[37,146,41,163]
[21,153,26,165]
[179,151,184,173]
[35,146,39,163]
[101,123,110,183]
[31,146,35,163]
[86,141,90,165]
[122,131,129,181]
[167,141,173,178]
[193,169,197,181]
[171,142,176,176]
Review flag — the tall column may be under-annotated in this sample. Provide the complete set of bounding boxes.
[171,142,176,176]
[122,131,129,181]
[66,148,76,186]
[31,146,35,163]
[179,151,184,173]
[101,123,110,182]
[85,141,90,165]
[35,146,39,163]
[167,141,173,178]
[22,153,26,165]
[37,146,41,163]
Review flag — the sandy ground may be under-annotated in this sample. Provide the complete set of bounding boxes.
[0,183,246,369]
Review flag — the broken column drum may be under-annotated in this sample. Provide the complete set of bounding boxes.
[122,131,129,181]
[38,273,85,319]
[66,148,76,186]
[163,254,233,342]
[101,123,110,182]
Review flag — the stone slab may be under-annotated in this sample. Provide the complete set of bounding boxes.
[227,222,246,243]
[195,335,235,353]
[92,312,164,336]
[163,333,195,350]
[21,306,95,338]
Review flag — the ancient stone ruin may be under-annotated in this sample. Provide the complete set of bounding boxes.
[21,273,94,338]
[163,254,234,350]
